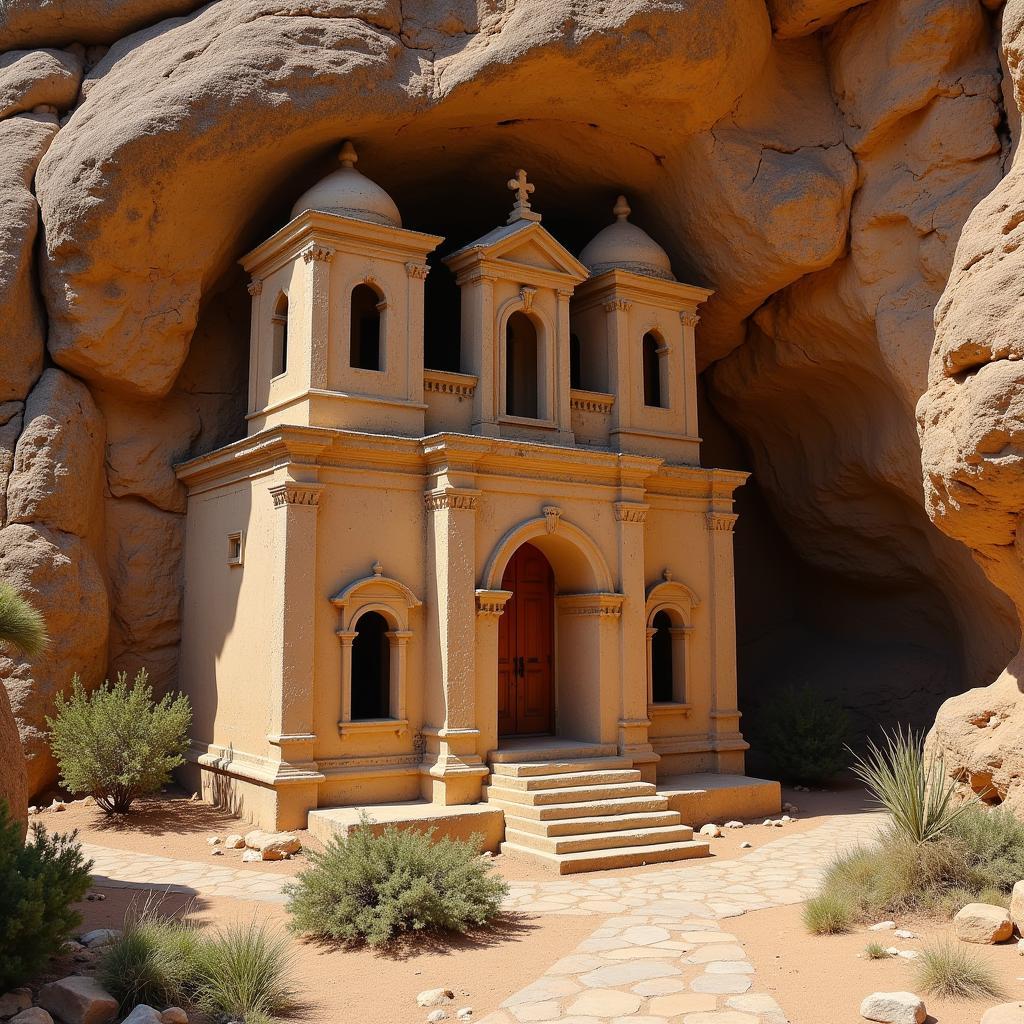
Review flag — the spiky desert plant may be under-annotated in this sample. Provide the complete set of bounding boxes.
[914,938,1004,999]
[0,583,47,658]
[864,941,893,960]
[851,727,974,844]
[47,669,191,814]
[802,891,854,934]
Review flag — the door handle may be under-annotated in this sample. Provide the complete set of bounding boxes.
[517,656,525,677]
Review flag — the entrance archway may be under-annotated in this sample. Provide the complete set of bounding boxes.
[498,543,555,735]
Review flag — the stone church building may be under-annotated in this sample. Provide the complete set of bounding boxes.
[176,143,763,871]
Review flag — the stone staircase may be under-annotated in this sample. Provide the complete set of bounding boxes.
[483,743,711,874]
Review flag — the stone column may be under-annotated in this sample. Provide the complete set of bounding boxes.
[604,299,632,434]
[265,478,325,825]
[458,271,499,435]
[474,590,513,758]
[680,309,700,439]
[246,278,263,416]
[705,510,747,773]
[554,287,576,444]
[386,629,414,721]
[405,262,430,403]
[422,484,489,804]
[335,629,358,724]
[614,500,658,781]
[302,244,334,391]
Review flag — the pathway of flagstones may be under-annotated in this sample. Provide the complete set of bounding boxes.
[83,810,886,1023]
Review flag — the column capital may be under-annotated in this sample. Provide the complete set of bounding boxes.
[270,481,324,509]
[424,487,481,512]
[247,278,262,296]
[705,511,738,533]
[614,501,649,524]
[405,261,430,279]
[604,298,632,313]
[475,589,513,618]
[680,309,700,328]
[302,244,334,263]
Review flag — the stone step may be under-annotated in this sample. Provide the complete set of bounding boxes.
[505,823,695,855]
[485,780,657,806]
[489,741,620,764]
[484,790,670,820]
[504,808,685,837]
[500,838,712,875]
[494,768,643,792]
[490,756,634,778]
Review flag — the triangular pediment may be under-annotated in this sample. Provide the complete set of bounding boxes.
[445,220,589,281]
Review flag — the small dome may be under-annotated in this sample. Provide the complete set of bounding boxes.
[579,196,674,281]
[290,141,402,228]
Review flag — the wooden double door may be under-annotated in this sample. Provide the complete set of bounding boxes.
[498,543,555,736]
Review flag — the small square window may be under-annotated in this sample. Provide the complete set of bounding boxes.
[227,531,244,566]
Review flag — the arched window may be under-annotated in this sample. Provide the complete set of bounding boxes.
[350,284,383,371]
[651,610,674,703]
[351,611,390,719]
[271,293,288,377]
[506,311,538,418]
[642,332,665,408]
[570,333,582,390]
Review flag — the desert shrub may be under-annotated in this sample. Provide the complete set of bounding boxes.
[852,726,972,843]
[286,818,509,947]
[802,891,854,935]
[944,803,1024,892]
[191,922,297,1024]
[914,938,1004,1000]
[0,800,92,990]
[756,686,851,784]
[864,941,892,960]
[48,668,191,814]
[0,583,47,657]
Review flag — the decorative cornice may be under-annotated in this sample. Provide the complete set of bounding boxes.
[269,482,324,508]
[542,505,562,533]
[556,593,625,618]
[705,511,738,532]
[570,391,615,414]
[604,298,632,313]
[475,589,513,618]
[247,279,263,296]
[614,501,649,524]
[406,262,430,279]
[424,487,481,512]
[680,310,700,328]
[423,371,477,398]
[302,244,334,264]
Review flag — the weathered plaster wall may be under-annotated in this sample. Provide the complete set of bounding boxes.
[1,0,1020,794]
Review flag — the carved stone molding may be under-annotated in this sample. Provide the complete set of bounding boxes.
[557,593,625,618]
[247,279,262,296]
[705,511,738,532]
[570,391,615,414]
[423,372,477,398]
[475,589,513,618]
[614,501,649,524]
[269,482,323,508]
[424,487,481,512]
[406,262,430,279]
[542,505,563,533]
[302,244,334,263]
[520,285,536,311]
[680,310,700,328]
[604,298,632,313]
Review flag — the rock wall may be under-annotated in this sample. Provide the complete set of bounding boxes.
[2,0,1021,793]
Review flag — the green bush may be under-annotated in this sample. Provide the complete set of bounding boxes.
[101,913,295,1024]
[864,941,892,960]
[756,686,851,785]
[914,938,1004,1000]
[0,583,47,657]
[802,891,854,934]
[48,668,191,814]
[0,800,92,990]
[286,818,509,947]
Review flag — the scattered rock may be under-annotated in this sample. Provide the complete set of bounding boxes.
[243,830,301,858]
[223,834,245,849]
[858,991,927,1024]
[417,989,454,1008]
[190,793,200,802]
[160,1010,188,1024]
[84,894,105,902]
[0,988,32,1019]
[982,1003,1024,1024]
[699,823,723,838]
[893,930,916,940]
[723,820,744,829]
[896,950,920,960]
[456,1010,472,1021]
[121,1007,162,1024]
[10,1010,53,1024]
[27,806,37,815]
[61,941,85,953]
[783,802,799,812]
[762,819,772,826]
[207,836,220,846]
[210,848,223,856]
[869,922,897,932]
[38,976,118,1024]
[739,841,752,849]
[426,1013,447,1023]
[80,929,120,948]
[50,800,65,812]
[241,850,262,863]
[1018,937,1024,956]
[781,814,792,822]
[953,903,1013,944]
[1010,880,1024,932]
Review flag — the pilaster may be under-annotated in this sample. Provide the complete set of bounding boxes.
[302,244,333,391]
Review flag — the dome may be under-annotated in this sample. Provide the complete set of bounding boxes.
[579,196,674,281]
[290,141,402,228]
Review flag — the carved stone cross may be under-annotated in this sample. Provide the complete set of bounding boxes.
[506,168,541,224]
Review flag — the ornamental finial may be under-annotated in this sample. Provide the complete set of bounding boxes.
[614,195,631,221]
[338,140,358,168]
[507,168,541,224]
[372,559,383,576]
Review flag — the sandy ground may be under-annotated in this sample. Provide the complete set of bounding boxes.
[731,902,1024,1024]
[69,887,596,1024]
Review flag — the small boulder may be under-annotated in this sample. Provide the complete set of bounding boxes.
[417,989,454,1008]
[0,989,33,1019]
[1010,880,1024,932]
[723,820,743,829]
[953,903,1013,944]
[10,1010,53,1024]
[38,976,118,1024]
[893,930,915,940]
[122,1007,162,1024]
[858,991,926,1024]
[50,801,66,812]
[456,1010,473,1021]
[739,841,752,849]
[869,922,897,932]
[160,1010,187,1024]
[223,834,245,849]
[207,837,220,846]
[983,1003,1024,1024]
[426,1013,448,1023]
[243,830,301,858]
[699,824,723,838]
[210,849,223,856]
[241,850,263,863]
[79,929,120,949]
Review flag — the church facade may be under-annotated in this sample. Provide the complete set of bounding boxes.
[176,144,748,835]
